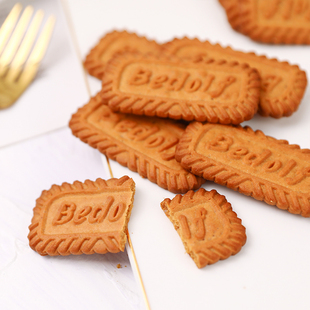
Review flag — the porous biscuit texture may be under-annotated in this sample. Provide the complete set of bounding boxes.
[161,188,246,268]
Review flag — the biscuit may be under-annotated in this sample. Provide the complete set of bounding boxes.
[69,93,204,193]
[28,176,135,256]
[219,0,310,44]
[161,188,246,268]
[84,30,162,79]
[175,122,310,217]
[100,52,260,124]
[162,37,307,118]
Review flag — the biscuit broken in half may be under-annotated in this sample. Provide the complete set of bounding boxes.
[161,188,246,268]
[28,176,135,256]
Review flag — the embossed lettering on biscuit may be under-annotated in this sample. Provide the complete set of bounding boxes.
[69,93,204,193]
[162,37,307,118]
[161,188,247,268]
[100,52,260,124]
[84,30,162,79]
[28,177,135,256]
[219,0,310,44]
[175,122,310,217]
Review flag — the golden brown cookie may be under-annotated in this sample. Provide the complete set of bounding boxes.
[84,30,162,79]
[69,93,204,193]
[100,52,260,124]
[175,122,310,217]
[28,176,135,256]
[162,37,307,118]
[161,188,246,268]
[219,0,310,44]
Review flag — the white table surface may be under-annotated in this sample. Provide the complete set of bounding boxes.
[0,1,143,309]
[1,1,310,309]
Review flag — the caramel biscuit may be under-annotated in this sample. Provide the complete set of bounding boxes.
[100,52,260,124]
[219,0,310,44]
[69,93,204,193]
[175,122,310,217]
[162,37,307,118]
[84,30,162,79]
[161,188,246,268]
[28,176,135,256]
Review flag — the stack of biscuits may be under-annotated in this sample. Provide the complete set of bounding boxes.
[29,1,310,268]
[66,28,308,268]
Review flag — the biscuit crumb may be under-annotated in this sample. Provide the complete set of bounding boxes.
[117,264,122,268]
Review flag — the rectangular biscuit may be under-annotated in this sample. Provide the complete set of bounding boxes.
[175,122,310,217]
[28,177,135,256]
[162,37,307,118]
[100,52,260,124]
[84,30,162,79]
[69,93,204,193]
[219,0,310,44]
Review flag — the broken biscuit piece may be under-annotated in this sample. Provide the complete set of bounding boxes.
[28,176,135,256]
[161,188,246,268]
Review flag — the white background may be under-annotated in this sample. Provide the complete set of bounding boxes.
[1,0,310,309]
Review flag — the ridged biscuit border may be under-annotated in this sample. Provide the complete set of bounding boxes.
[162,37,307,118]
[28,176,135,256]
[101,52,260,124]
[69,94,204,193]
[161,188,247,268]
[175,122,310,217]
[84,30,162,79]
[219,0,310,44]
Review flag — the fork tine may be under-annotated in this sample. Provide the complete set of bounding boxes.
[18,15,55,87]
[0,5,34,69]
[6,10,44,82]
[25,15,55,65]
[0,3,22,55]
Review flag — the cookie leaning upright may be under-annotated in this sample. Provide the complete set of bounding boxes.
[101,52,260,124]
[161,188,246,268]
[84,30,162,80]
[219,0,310,44]
[28,177,135,256]
[175,122,310,217]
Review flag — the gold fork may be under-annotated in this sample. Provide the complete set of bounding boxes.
[0,3,55,109]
